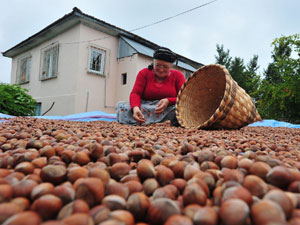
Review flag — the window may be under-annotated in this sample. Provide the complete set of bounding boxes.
[184,71,192,79]
[40,43,59,80]
[16,55,31,84]
[35,103,42,116]
[89,47,106,75]
[122,73,127,85]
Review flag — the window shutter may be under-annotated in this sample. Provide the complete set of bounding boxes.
[26,57,32,81]
[40,43,59,79]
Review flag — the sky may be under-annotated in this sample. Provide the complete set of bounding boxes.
[0,0,299,83]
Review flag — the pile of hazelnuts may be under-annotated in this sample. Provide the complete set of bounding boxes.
[0,117,300,225]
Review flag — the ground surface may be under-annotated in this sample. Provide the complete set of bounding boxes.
[0,117,300,225]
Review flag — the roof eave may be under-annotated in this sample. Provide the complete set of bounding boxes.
[2,7,160,58]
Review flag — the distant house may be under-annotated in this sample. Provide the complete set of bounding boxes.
[2,7,203,116]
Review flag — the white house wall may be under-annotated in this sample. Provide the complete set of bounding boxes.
[9,23,191,116]
[75,24,119,114]
[11,24,81,116]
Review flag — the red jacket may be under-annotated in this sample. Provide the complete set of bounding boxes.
[130,68,186,109]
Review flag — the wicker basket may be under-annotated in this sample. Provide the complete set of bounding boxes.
[175,64,262,129]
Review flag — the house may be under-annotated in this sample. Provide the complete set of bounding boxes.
[2,7,203,116]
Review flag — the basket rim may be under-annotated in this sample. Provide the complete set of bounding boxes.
[175,64,258,129]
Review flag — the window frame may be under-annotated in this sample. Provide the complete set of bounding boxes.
[35,103,42,116]
[40,42,59,81]
[16,54,32,84]
[88,46,106,75]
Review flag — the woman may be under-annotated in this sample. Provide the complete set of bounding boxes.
[116,47,185,125]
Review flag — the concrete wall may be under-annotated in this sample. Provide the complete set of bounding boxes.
[75,24,119,114]
[115,54,152,104]
[10,23,190,116]
[11,25,81,116]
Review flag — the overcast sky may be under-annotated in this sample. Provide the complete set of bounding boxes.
[0,0,299,83]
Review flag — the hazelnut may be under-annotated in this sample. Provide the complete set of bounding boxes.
[105,182,129,199]
[2,211,41,225]
[57,199,90,220]
[88,167,110,185]
[242,175,268,198]
[182,183,207,206]
[109,162,131,181]
[89,205,110,224]
[183,164,200,181]
[40,165,67,185]
[87,143,104,160]
[220,156,238,169]
[0,202,23,224]
[12,179,38,198]
[72,152,90,166]
[172,161,188,178]
[67,166,88,183]
[10,197,30,210]
[143,178,159,196]
[102,194,126,211]
[137,159,155,180]
[124,180,144,195]
[155,165,174,186]
[251,199,286,225]
[266,166,293,189]
[39,145,56,158]
[147,198,181,225]
[219,199,250,225]
[109,210,135,225]
[0,184,13,203]
[197,149,215,163]
[61,213,94,225]
[31,194,63,220]
[52,183,75,205]
[170,178,187,194]
[14,162,34,175]
[193,206,218,225]
[153,186,177,200]
[193,171,215,191]
[249,161,271,179]
[165,214,193,225]
[237,158,253,171]
[126,192,149,221]
[222,186,253,205]
[74,177,104,207]
[31,182,55,200]
[183,204,202,219]
[263,189,294,219]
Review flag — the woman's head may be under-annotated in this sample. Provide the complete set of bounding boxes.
[153,47,177,63]
[153,59,172,79]
[152,47,177,78]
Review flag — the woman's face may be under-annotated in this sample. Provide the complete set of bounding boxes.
[153,59,171,79]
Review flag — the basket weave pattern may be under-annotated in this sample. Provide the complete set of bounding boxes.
[175,64,262,129]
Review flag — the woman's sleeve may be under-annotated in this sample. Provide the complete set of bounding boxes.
[167,71,186,105]
[129,70,147,109]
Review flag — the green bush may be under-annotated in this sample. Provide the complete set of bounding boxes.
[256,34,300,123]
[0,83,37,116]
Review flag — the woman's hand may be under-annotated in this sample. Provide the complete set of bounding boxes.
[155,98,169,115]
[133,106,146,123]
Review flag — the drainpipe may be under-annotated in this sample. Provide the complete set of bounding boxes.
[85,91,89,112]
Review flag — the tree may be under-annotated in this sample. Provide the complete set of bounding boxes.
[0,83,37,116]
[229,57,245,88]
[215,44,232,68]
[244,55,260,96]
[256,34,300,123]
[214,44,260,96]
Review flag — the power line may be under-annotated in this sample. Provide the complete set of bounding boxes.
[130,0,217,32]
[63,0,217,45]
